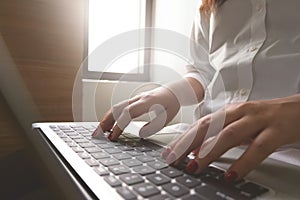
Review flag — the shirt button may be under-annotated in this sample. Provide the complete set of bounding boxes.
[249,46,258,52]
[256,5,262,12]
[239,88,248,96]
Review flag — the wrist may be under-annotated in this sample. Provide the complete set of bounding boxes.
[164,78,204,106]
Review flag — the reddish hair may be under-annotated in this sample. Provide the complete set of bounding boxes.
[200,0,227,17]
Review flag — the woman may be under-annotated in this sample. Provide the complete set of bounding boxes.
[93,0,300,181]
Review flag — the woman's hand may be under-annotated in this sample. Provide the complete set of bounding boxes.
[93,77,204,140]
[92,86,181,140]
[162,94,300,181]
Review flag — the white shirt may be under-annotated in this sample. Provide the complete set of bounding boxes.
[185,0,300,117]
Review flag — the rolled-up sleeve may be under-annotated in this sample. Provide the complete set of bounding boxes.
[184,10,215,91]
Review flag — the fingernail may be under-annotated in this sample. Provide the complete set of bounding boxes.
[108,133,113,140]
[92,131,96,137]
[185,160,198,174]
[161,147,171,159]
[166,152,177,164]
[139,131,148,138]
[139,126,149,138]
[92,128,99,137]
[224,171,238,182]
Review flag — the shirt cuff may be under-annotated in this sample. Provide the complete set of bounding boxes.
[184,71,210,92]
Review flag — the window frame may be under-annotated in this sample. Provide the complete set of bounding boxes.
[82,0,153,82]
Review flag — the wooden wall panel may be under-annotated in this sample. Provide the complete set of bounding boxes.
[0,94,26,158]
[0,0,84,157]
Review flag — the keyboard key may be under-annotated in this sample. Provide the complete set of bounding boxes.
[58,125,71,130]
[73,138,89,143]
[91,139,107,144]
[133,183,160,198]
[195,184,244,200]
[59,129,72,133]
[198,166,224,179]
[72,127,86,132]
[62,130,75,134]
[85,159,99,167]
[72,146,84,153]
[94,167,109,176]
[136,155,155,163]
[127,151,144,156]
[136,146,152,152]
[113,153,131,160]
[195,185,224,200]
[125,141,142,147]
[119,173,144,185]
[108,165,130,175]
[52,128,61,133]
[238,182,269,198]
[68,135,82,141]
[91,152,110,159]
[132,165,155,175]
[149,194,174,200]
[104,176,122,187]
[67,142,77,147]
[79,142,95,148]
[117,137,134,143]
[98,158,119,166]
[62,138,72,143]
[69,125,82,128]
[146,174,171,185]
[81,132,92,136]
[77,152,90,159]
[104,148,122,154]
[116,187,137,200]
[57,133,67,138]
[76,130,90,134]
[162,183,189,197]
[161,167,183,178]
[147,161,168,170]
[146,151,161,157]
[182,194,205,200]
[122,159,143,167]
[118,146,134,151]
[176,176,201,188]
[70,125,84,129]
[85,147,102,153]
[97,143,115,149]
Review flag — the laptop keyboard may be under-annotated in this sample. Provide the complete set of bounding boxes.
[49,124,269,200]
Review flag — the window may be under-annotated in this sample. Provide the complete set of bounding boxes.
[83,0,152,81]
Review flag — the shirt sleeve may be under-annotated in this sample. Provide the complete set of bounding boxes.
[184,9,216,91]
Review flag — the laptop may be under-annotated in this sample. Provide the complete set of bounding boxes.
[31,121,300,200]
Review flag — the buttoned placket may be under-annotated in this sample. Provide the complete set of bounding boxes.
[232,0,267,103]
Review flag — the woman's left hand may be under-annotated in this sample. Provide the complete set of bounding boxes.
[162,94,300,181]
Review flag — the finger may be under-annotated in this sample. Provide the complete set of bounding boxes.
[111,100,166,140]
[92,113,114,137]
[139,104,177,138]
[192,146,201,156]
[110,100,148,140]
[164,102,249,165]
[225,128,279,181]
[191,116,263,174]
[165,120,208,165]
[93,96,141,137]
[111,95,143,120]
[161,134,185,159]
[161,116,216,159]
[166,107,242,165]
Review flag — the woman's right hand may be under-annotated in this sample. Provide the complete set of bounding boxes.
[92,86,181,140]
